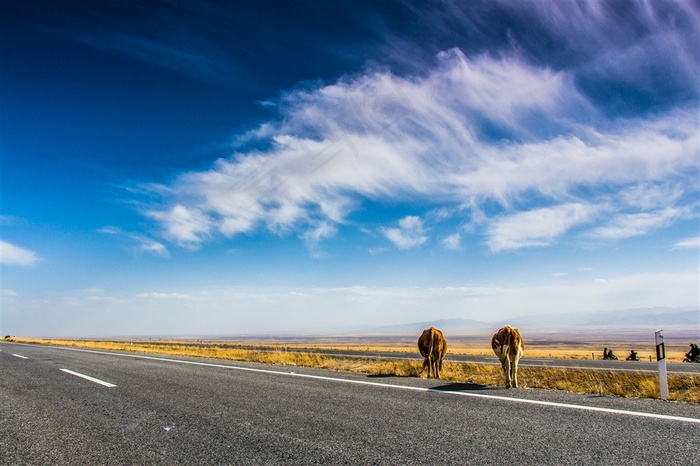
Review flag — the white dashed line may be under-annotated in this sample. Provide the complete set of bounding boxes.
[60,369,117,388]
[12,353,28,359]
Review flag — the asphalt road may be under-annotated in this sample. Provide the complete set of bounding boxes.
[2,342,699,465]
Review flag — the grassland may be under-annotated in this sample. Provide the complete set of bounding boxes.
[7,337,699,403]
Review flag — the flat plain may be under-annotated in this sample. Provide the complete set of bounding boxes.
[6,332,699,403]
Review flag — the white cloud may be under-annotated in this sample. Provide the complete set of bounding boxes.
[673,237,700,249]
[450,115,697,203]
[2,289,18,297]
[146,204,212,248]
[141,49,698,252]
[99,226,168,256]
[441,233,462,250]
[79,287,105,294]
[136,292,194,300]
[139,241,168,256]
[86,295,128,303]
[618,184,685,211]
[0,241,40,267]
[382,216,428,249]
[302,221,337,254]
[588,208,687,239]
[487,203,601,252]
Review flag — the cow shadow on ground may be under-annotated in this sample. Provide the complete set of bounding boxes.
[364,376,496,392]
[429,382,495,392]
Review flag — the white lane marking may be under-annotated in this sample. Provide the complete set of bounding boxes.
[60,369,117,388]
[46,345,700,424]
[12,353,28,359]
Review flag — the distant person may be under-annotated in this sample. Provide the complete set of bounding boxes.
[626,350,638,361]
[685,343,700,362]
[603,348,609,359]
[607,349,618,360]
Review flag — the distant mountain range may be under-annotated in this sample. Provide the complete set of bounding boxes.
[369,318,490,334]
[358,307,699,336]
[165,306,698,341]
[507,307,698,329]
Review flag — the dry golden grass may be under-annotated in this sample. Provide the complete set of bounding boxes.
[9,337,699,403]
[186,338,689,362]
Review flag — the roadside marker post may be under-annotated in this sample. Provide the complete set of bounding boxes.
[655,329,668,400]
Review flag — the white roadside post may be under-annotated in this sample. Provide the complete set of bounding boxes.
[655,329,668,400]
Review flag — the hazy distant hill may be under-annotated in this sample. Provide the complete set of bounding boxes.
[510,307,698,330]
[361,307,698,337]
[371,317,491,334]
[197,306,698,341]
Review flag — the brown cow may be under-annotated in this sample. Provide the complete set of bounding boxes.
[417,327,447,379]
[491,325,524,388]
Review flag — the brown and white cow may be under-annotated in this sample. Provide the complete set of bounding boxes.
[417,327,447,379]
[491,325,524,388]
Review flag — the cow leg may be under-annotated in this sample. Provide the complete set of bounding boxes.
[503,357,512,388]
[434,359,440,379]
[511,357,519,388]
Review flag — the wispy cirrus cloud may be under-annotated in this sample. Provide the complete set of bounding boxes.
[618,183,686,211]
[0,241,40,267]
[99,226,168,256]
[142,48,698,252]
[491,0,699,110]
[136,3,698,254]
[16,1,236,81]
[589,208,691,240]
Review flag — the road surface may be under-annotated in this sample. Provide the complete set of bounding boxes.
[2,342,698,464]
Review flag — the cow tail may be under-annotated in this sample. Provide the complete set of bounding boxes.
[427,330,435,360]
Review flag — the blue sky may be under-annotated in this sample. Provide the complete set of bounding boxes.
[2,0,698,337]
